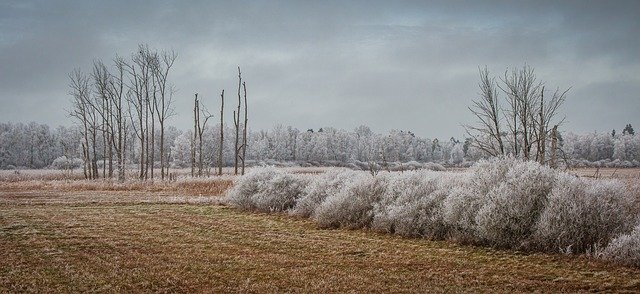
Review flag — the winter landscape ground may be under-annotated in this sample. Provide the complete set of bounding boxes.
[1,166,639,293]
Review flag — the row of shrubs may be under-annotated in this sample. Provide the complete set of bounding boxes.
[225,157,640,267]
[245,159,447,172]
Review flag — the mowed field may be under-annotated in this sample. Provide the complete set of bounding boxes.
[1,169,640,293]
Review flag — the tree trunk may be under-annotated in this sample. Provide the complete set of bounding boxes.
[538,87,546,164]
[192,94,198,177]
[241,82,248,175]
[218,90,224,176]
[234,67,242,175]
[550,125,558,169]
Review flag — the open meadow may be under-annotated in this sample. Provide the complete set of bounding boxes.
[2,167,640,293]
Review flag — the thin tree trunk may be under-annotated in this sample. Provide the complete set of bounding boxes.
[192,94,198,177]
[150,108,155,180]
[241,82,248,175]
[538,86,546,164]
[218,90,224,176]
[82,143,88,179]
[92,129,98,179]
[550,125,558,169]
[234,67,242,175]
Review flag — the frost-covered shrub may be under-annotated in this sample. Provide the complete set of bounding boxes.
[442,157,513,242]
[601,224,640,267]
[225,167,280,210]
[253,172,309,212]
[225,167,308,212]
[51,156,83,170]
[441,186,481,243]
[423,162,446,172]
[226,157,640,267]
[534,174,636,253]
[474,161,556,248]
[314,174,388,229]
[371,171,452,238]
[291,168,358,218]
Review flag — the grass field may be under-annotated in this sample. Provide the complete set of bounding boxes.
[2,182,640,293]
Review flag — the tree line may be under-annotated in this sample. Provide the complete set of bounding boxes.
[2,120,639,172]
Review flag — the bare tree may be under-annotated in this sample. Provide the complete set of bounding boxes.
[500,65,542,160]
[465,67,505,156]
[152,50,177,180]
[68,69,93,179]
[110,56,128,182]
[191,94,198,177]
[241,81,248,175]
[234,66,242,175]
[124,44,156,180]
[218,89,224,176]
[467,64,568,163]
[91,60,115,179]
[534,86,568,164]
[192,93,213,177]
[69,69,101,179]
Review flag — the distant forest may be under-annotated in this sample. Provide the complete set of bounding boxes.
[1,121,638,171]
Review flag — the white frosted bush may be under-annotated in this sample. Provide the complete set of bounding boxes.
[253,172,309,212]
[423,162,446,172]
[225,167,279,210]
[314,173,387,229]
[534,174,636,253]
[474,160,556,248]
[291,168,358,218]
[225,167,308,212]
[442,157,513,242]
[442,186,481,242]
[371,171,451,238]
[51,156,83,170]
[601,224,640,267]
[226,158,640,267]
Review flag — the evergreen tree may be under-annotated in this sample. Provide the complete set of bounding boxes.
[623,124,635,135]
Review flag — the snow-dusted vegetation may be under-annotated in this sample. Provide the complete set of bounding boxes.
[3,121,640,171]
[601,224,640,267]
[226,157,640,267]
[225,166,309,212]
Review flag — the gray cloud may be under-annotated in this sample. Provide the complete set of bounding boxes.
[1,0,639,138]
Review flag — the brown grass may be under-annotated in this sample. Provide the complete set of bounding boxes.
[2,186,640,293]
[0,177,233,197]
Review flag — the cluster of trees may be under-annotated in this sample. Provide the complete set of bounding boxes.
[170,125,467,168]
[0,123,79,169]
[466,65,568,167]
[68,44,177,181]
[563,128,640,167]
[248,125,467,164]
[67,44,252,181]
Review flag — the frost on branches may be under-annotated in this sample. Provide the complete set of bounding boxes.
[225,157,640,267]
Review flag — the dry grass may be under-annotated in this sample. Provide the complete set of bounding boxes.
[2,188,640,292]
[568,167,640,182]
[0,177,233,197]
[2,168,640,292]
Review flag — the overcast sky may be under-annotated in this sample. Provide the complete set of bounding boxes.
[1,0,638,139]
